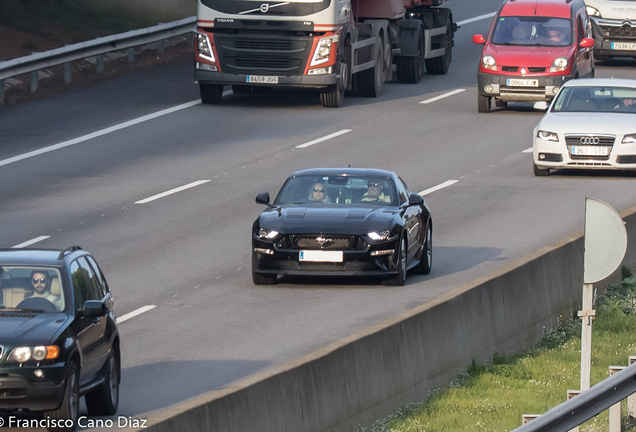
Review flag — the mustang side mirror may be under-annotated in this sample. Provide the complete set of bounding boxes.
[255,192,271,205]
[473,34,486,45]
[580,38,594,48]
[81,300,107,317]
[408,193,424,206]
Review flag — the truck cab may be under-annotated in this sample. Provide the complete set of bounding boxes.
[585,0,636,60]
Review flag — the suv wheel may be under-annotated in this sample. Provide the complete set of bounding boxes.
[86,350,120,415]
[46,361,79,432]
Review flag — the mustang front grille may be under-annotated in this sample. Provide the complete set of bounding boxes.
[277,234,367,251]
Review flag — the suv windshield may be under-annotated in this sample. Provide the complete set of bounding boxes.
[275,175,397,205]
[492,16,572,47]
[0,266,65,312]
[552,86,636,113]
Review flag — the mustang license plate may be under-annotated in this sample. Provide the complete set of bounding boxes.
[571,146,609,156]
[299,250,343,262]
[506,79,539,87]
[611,42,636,51]
[246,75,279,84]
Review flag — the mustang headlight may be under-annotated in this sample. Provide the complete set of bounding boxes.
[258,228,279,239]
[550,57,569,73]
[368,230,391,241]
[622,134,636,144]
[586,6,601,17]
[197,33,215,63]
[482,55,497,71]
[537,130,559,142]
[310,36,338,67]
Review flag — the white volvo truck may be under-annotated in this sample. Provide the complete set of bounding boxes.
[585,0,636,60]
[193,0,455,107]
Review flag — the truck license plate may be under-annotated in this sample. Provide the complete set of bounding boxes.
[299,250,343,262]
[611,42,636,51]
[506,79,539,87]
[571,146,609,156]
[246,75,279,84]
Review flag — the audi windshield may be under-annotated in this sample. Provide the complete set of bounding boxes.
[552,86,636,113]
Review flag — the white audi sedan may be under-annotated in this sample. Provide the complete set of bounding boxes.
[533,78,636,176]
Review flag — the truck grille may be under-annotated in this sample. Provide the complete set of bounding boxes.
[215,34,312,76]
[278,234,367,251]
[600,25,636,38]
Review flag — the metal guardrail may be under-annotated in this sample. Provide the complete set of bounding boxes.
[512,361,636,432]
[0,17,196,103]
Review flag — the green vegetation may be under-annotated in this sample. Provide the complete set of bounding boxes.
[0,0,194,43]
[360,270,636,432]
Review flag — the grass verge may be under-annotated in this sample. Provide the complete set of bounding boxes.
[360,270,636,432]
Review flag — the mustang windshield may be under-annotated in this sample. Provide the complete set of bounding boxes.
[275,175,397,205]
[492,17,572,47]
[552,86,636,113]
[0,266,65,312]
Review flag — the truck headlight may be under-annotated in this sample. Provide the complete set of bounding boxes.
[197,33,215,63]
[368,230,391,241]
[586,6,601,17]
[537,130,559,142]
[622,134,636,144]
[258,229,279,239]
[550,57,569,73]
[310,36,338,66]
[482,55,497,71]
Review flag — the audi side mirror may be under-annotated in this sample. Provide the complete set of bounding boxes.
[473,34,486,45]
[408,193,424,206]
[534,101,549,111]
[255,192,271,205]
[580,38,594,48]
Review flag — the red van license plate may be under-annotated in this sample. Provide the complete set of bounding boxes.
[506,79,539,87]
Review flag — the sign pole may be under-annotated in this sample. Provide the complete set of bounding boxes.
[579,283,595,391]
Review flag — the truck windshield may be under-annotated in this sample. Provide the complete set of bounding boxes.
[199,0,330,15]
[492,17,572,47]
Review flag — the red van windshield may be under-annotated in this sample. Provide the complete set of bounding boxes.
[492,16,572,47]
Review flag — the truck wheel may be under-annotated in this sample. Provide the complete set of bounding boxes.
[359,42,384,97]
[200,83,223,104]
[425,11,452,75]
[478,94,491,113]
[320,59,347,107]
[232,85,253,94]
[396,29,424,83]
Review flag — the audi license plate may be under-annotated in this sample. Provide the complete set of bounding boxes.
[299,250,343,262]
[246,75,279,84]
[506,79,539,87]
[611,42,636,51]
[571,146,609,156]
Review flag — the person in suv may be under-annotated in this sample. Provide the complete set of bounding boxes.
[0,246,120,432]
[473,0,595,113]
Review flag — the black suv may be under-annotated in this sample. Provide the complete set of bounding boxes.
[0,246,120,431]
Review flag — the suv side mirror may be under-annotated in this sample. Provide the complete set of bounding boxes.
[255,192,271,205]
[473,34,486,44]
[81,300,107,317]
[408,193,424,206]
[580,38,594,48]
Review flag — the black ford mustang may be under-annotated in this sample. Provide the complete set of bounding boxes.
[252,168,432,286]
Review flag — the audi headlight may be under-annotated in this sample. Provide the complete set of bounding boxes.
[197,33,215,63]
[258,229,279,239]
[310,36,338,66]
[550,57,569,73]
[368,230,391,241]
[586,6,601,17]
[12,347,32,363]
[537,130,559,142]
[482,55,497,71]
[622,134,636,144]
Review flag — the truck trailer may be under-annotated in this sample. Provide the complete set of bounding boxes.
[193,0,455,107]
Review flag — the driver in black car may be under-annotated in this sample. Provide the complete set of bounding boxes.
[359,180,391,203]
[28,270,61,309]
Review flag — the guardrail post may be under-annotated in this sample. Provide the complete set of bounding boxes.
[567,390,581,432]
[127,47,135,63]
[187,32,194,45]
[157,40,165,53]
[629,356,636,418]
[30,71,38,93]
[0,80,4,105]
[522,414,540,424]
[609,366,626,432]
[96,55,104,73]
[64,62,72,83]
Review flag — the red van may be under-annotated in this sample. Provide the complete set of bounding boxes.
[473,0,594,113]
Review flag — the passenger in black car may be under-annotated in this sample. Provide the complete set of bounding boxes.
[307,182,332,203]
[359,180,391,203]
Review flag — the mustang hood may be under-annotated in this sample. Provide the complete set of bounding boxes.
[259,205,397,234]
[0,312,67,346]
[540,112,636,135]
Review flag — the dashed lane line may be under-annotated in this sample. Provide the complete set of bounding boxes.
[522,148,533,153]
[116,305,156,324]
[135,180,211,204]
[456,12,497,27]
[418,180,459,197]
[296,130,353,149]
[12,236,51,249]
[420,89,466,105]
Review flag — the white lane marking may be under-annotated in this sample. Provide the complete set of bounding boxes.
[116,305,156,324]
[296,129,352,149]
[418,180,459,197]
[420,89,466,105]
[0,100,201,168]
[457,12,497,27]
[12,236,51,249]
[135,180,211,204]
[223,90,232,96]
[522,147,533,153]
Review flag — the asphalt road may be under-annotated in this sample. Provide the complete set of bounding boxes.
[2,0,636,428]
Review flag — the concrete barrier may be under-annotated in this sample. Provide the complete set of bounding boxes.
[133,204,636,432]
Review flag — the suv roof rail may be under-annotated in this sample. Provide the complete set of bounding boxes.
[58,245,83,261]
